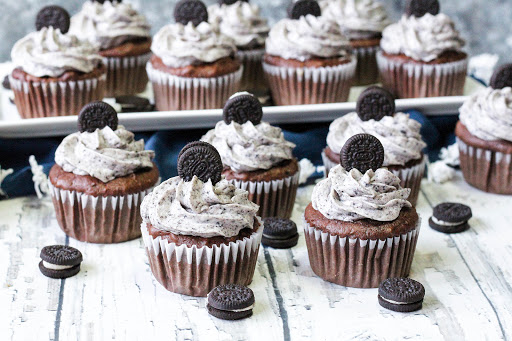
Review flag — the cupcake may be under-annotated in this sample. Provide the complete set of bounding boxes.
[48,101,159,243]
[456,64,512,194]
[377,0,467,98]
[202,92,299,218]
[305,134,420,288]
[263,0,356,105]
[320,0,390,85]
[208,0,270,92]
[322,87,426,205]
[9,6,106,119]
[140,141,262,297]
[147,0,242,111]
[70,0,152,97]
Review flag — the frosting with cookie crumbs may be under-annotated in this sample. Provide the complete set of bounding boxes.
[55,125,154,183]
[312,165,411,222]
[140,176,259,238]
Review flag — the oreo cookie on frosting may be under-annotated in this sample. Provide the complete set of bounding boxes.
[207,284,255,320]
[35,5,71,33]
[223,92,263,125]
[489,64,512,90]
[429,202,472,234]
[177,141,223,185]
[378,277,425,312]
[356,86,395,122]
[78,101,119,133]
[262,218,299,249]
[174,0,208,26]
[405,0,440,18]
[340,134,384,173]
[288,0,321,20]
[39,245,83,279]
[219,0,248,4]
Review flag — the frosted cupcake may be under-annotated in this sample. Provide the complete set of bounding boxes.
[208,0,269,91]
[263,0,356,105]
[70,0,152,97]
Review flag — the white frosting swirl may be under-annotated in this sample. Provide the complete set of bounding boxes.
[459,87,512,142]
[140,176,259,238]
[326,112,426,166]
[312,165,411,222]
[208,2,269,48]
[69,0,151,50]
[201,120,295,172]
[55,125,155,183]
[151,21,237,68]
[265,15,352,61]
[11,27,103,78]
[380,14,465,62]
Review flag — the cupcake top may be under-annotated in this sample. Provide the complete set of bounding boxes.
[208,1,269,49]
[69,0,151,50]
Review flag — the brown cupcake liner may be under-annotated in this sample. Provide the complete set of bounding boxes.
[9,73,106,119]
[237,49,267,92]
[48,180,158,244]
[457,138,512,194]
[353,45,380,86]
[104,52,151,97]
[146,62,243,111]
[141,219,263,297]
[376,51,468,98]
[304,218,421,288]
[229,171,300,219]
[262,56,357,105]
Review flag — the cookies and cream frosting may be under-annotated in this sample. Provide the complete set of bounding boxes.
[312,165,411,222]
[151,21,236,68]
[69,0,151,50]
[459,87,512,142]
[55,125,154,183]
[140,176,259,238]
[201,121,295,172]
[326,112,426,166]
[11,27,103,78]
[380,13,465,62]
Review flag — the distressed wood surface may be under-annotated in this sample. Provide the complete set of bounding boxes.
[1,172,511,341]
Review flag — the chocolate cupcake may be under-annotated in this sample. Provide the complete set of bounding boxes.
[208,1,270,91]
[377,0,467,98]
[320,0,390,85]
[140,141,262,297]
[48,101,159,243]
[201,92,299,218]
[70,0,152,97]
[10,7,105,119]
[263,1,356,105]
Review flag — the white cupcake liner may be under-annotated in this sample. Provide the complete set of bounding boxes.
[376,51,468,98]
[141,218,263,297]
[147,62,243,111]
[237,49,267,92]
[263,56,357,105]
[303,216,421,288]
[352,45,380,85]
[103,52,151,97]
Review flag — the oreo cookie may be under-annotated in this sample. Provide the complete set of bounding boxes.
[356,86,395,122]
[78,101,119,133]
[405,0,440,18]
[288,0,321,20]
[262,218,299,249]
[177,141,223,185]
[2,75,10,90]
[223,92,263,125]
[489,64,512,90]
[93,0,122,3]
[429,202,472,234]
[219,0,248,4]
[174,0,208,26]
[207,284,254,320]
[378,277,425,312]
[340,134,384,173]
[115,96,153,113]
[35,5,71,34]
[39,245,83,279]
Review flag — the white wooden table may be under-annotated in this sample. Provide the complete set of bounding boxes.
[1,172,511,341]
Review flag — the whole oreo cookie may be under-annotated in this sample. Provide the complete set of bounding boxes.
[78,101,119,133]
[219,0,248,4]
[174,0,208,26]
[35,5,71,34]
[378,277,425,312]
[489,64,512,90]
[429,202,472,234]
[405,0,440,18]
[223,92,263,125]
[356,86,395,122]
[262,218,299,249]
[340,134,384,173]
[39,245,83,279]
[288,0,321,20]
[177,141,223,185]
[207,284,254,320]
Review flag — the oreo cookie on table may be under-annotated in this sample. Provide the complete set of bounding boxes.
[356,86,395,122]
[378,277,425,313]
[207,284,255,320]
[177,141,223,185]
[340,134,384,174]
[174,0,208,26]
[39,245,83,279]
[262,218,299,249]
[405,0,440,18]
[288,0,321,20]
[35,5,71,34]
[78,101,119,133]
[489,64,512,90]
[223,92,263,125]
[429,202,472,234]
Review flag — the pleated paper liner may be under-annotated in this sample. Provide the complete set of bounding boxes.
[237,49,267,92]
[103,52,151,97]
[141,219,263,297]
[352,45,380,86]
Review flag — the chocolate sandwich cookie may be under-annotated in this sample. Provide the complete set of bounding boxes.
[177,141,223,185]
[35,5,71,34]
[356,86,395,122]
[174,0,208,26]
[78,101,119,133]
[378,277,425,312]
[288,0,321,20]
[207,284,255,320]
[2,75,10,90]
[405,0,440,18]
[261,217,299,249]
[489,64,512,90]
[429,202,472,234]
[223,92,263,125]
[219,0,248,4]
[340,134,384,173]
[115,96,154,113]
[39,245,83,279]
